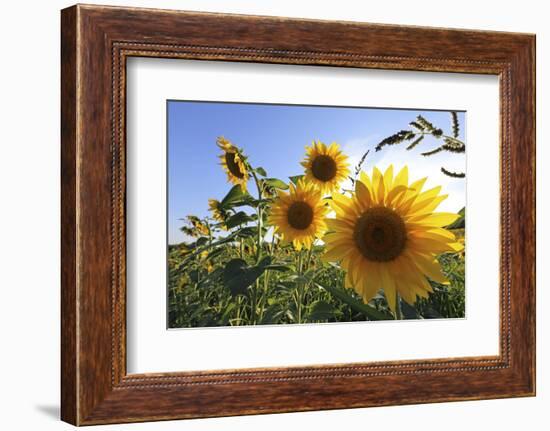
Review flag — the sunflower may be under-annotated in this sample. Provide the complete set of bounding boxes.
[301,141,350,194]
[269,179,329,250]
[217,137,248,191]
[208,199,224,222]
[186,215,209,237]
[323,165,463,312]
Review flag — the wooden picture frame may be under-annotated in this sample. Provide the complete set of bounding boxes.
[61,4,535,425]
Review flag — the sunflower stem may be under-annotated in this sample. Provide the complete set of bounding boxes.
[296,249,306,323]
[250,170,264,263]
[251,280,258,324]
[395,294,403,320]
[250,168,266,323]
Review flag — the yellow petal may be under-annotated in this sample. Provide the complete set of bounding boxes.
[411,194,448,215]
[345,269,355,289]
[383,165,394,191]
[408,237,456,254]
[409,177,427,193]
[409,229,456,244]
[349,253,365,288]
[379,265,397,312]
[417,212,460,227]
[355,180,372,208]
[329,193,354,216]
[409,253,449,285]
[397,284,417,305]
[409,186,442,213]
[359,171,373,189]
[448,242,464,252]
[372,167,385,204]
[393,165,409,188]
[385,185,408,206]
[322,243,354,262]
[326,218,354,231]
[361,261,380,302]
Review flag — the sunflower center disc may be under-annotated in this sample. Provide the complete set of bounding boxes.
[354,207,407,262]
[311,155,337,182]
[225,152,245,178]
[287,201,314,230]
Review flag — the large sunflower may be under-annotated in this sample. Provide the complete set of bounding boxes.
[269,179,329,250]
[323,165,463,312]
[217,137,249,191]
[301,141,350,194]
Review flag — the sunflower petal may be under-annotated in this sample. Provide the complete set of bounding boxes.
[393,165,409,188]
[409,186,442,213]
[408,253,450,285]
[359,171,373,189]
[322,242,354,262]
[379,265,397,312]
[416,212,460,227]
[408,237,457,254]
[361,261,380,302]
[383,165,394,191]
[355,180,372,208]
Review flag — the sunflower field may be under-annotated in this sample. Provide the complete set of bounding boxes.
[168,121,465,328]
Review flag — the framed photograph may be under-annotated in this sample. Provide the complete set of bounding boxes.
[61,4,535,425]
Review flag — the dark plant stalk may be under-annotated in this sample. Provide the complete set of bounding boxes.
[394,293,403,320]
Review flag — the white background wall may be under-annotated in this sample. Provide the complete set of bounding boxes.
[0,0,546,429]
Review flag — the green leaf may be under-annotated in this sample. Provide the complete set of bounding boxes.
[188,236,209,249]
[255,167,267,177]
[222,259,249,296]
[406,135,424,151]
[231,195,258,208]
[265,264,292,272]
[235,226,257,238]
[316,281,391,321]
[264,178,289,190]
[400,300,420,319]
[445,207,465,229]
[197,267,223,287]
[259,303,284,324]
[220,185,246,209]
[188,269,200,283]
[451,111,460,138]
[282,274,310,284]
[206,247,224,261]
[422,307,443,319]
[289,175,303,185]
[225,211,253,229]
[309,301,336,321]
[223,257,272,296]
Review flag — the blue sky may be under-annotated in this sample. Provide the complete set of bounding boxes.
[168,101,466,244]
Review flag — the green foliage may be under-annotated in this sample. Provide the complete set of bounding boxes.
[316,281,391,321]
[255,167,267,177]
[169,196,466,328]
[376,112,466,178]
[289,175,304,185]
[350,149,370,185]
[375,130,416,150]
[223,257,272,296]
[263,178,289,190]
[446,207,465,229]
[415,251,465,319]
[225,211,254,229]
[451,111,460,138]
[220,185,249,209]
